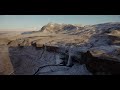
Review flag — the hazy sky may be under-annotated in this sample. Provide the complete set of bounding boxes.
[0,15,120,30]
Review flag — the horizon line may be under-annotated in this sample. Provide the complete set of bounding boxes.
[0,21,120,30]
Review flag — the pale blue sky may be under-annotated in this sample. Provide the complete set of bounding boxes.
[0,15,120,30]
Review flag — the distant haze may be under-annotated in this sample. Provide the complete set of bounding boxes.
[0,15,120,31]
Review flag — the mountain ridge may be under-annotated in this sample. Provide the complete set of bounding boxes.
[39,22,120,34]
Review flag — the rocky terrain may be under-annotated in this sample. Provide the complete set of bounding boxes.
[0,22,120,75]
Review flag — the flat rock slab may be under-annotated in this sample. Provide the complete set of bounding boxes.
[37,63,92,75]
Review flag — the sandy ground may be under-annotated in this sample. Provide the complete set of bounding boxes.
[0,30,91,47]
[0,45,14,75]
[0,31,26,75]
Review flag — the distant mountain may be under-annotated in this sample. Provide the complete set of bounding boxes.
[39,22,120,48]
[40,22,120,34]
[40,22,82,33]
[91,22,120,33]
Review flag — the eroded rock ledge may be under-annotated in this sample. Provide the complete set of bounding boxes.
[8,42,120,75]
